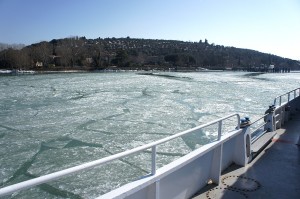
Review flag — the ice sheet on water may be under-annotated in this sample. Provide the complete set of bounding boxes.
[11,188,66,199]
[29,149,148,198]
[0,130,40,185]
[2,72,300,197]
[28,146,107,175]
[73,122,191,154]
[1,176,61,199]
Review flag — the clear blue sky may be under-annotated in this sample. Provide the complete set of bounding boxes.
[1,0,300,60]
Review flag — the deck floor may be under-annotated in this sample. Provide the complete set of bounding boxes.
[192,113,300,199]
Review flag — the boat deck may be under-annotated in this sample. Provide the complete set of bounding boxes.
[192,113,300,199]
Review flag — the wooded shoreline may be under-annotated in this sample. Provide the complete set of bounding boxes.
[1,37,299,72]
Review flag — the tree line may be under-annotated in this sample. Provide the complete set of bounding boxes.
[0,37,299,71]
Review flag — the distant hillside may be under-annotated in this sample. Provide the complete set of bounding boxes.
[0,43,25,51]
[0,37,299,71]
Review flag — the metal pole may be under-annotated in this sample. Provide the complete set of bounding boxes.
[218,120,222,140]
[279,96,282,106]
[155,180,160,199]
[151,146,157,175]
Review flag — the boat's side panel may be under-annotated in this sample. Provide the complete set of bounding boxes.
[126,183,156,199]
[158,151,214,199]
[128,151,214,199]
[99,129,248,199]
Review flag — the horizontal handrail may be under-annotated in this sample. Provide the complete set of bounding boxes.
[251,122,267,134]
[273,88,300,106]
[0,113,240,197]
[249,114,268,143]
[250,114,268,125]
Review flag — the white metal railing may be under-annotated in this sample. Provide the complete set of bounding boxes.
[249,114,268,143]
[0,114,240,197]
[273,88,300,106]
[273,88,300,129]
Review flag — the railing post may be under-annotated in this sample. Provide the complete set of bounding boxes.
[235,124,251,165]
[218,120,222,140]
[236,114,241,129]
[264,105,276,132]
[151,146,157,175]
[294,90,296,99]
[280,106,285,126]
[155,180,160,199]
[288,92,290,102]
[279,96,282,106]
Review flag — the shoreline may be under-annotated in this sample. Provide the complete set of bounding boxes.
[1,68,297,76]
